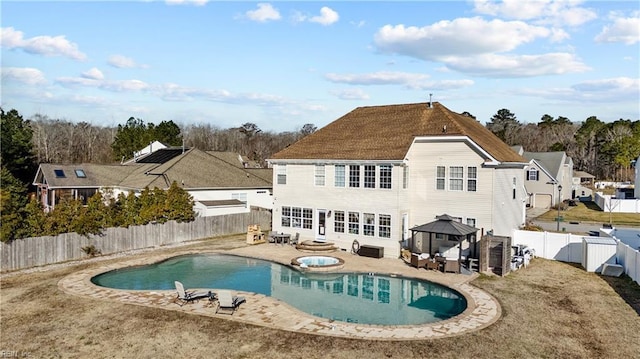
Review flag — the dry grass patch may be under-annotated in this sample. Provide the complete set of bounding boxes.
[536,201,640,226]
[2,238,639,358]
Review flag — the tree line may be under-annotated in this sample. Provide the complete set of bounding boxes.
[485,109,640,181]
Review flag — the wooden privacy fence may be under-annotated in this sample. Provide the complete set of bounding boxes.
[1,211,271,272]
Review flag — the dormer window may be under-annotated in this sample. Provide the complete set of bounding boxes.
[54,169,66,178]
[75,169,86,178]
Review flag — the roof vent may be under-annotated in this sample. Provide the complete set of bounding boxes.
[429,93,433,108]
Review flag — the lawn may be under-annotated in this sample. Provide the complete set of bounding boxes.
[536,201,640,227]
[1,236,639,359]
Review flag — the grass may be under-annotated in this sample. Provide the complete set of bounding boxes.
[536,201,640,227]
[1,237,640,358]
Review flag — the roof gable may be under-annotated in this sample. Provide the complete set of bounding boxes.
[270,102,525,163]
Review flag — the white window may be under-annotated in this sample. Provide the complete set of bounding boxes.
[364,165,376,188]
[335,165,345,187]
[449,166,463,191]
[436,166,445,190]
[314,165,325,186]
[363,213,375,236]
[527,169,539,181]
[334,210,345,233]
[348,212,359,234]
[402,166,409,189]
[281,206,291,227]
[467,218,476,227]
[467,166,477,192]
[379,165,392,189]
[277,165,287,185]
[283,206,313,229]
[379,214,391,238]
[349,165,360,188]
[231,193,247,207]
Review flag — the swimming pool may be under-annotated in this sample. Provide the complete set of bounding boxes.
[91,253,467,325]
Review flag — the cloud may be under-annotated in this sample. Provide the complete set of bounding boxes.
[445,53,590,77]
[246,3,281,23]
[1,67,47,85]
[330,88,370,100]
[81,68,104,80]
[572,77,639,92]
[56,75,150,92]
[472,0,597,27]
[374,18,551,60]
[108,54,148,69]
[0,27,86,60]
[324,71,474,90]
[595,13,640,45]
[309,7,339,26]
[516,77,640,103]
[165,0,209,6]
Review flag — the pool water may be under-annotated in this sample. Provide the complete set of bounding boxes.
[91,254,466,325]
[297,256,339,266]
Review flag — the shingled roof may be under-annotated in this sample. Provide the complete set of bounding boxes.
[35,149,272,190]
[270,102,525,163]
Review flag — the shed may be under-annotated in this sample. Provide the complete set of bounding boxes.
[581,237,617,273]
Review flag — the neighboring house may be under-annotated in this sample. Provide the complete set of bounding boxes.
[33,148,273,216]
[572,170,594,199]
[513,148,574,209]
[269,102,528,258]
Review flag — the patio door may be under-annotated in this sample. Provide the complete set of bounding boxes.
[316,209,327,241]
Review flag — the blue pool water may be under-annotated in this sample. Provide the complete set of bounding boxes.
[91,254,466,325]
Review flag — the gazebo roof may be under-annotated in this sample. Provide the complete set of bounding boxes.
[410,214,479,236]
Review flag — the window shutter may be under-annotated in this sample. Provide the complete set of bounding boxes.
[536,170,540,181]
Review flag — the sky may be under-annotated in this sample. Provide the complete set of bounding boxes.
[1,1,639,133]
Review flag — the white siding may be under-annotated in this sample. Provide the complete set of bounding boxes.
[491,167,526,236]
[273,163,403,257]
[405,141,495,235]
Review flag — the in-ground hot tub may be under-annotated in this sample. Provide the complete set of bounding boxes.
[291,255,345,272]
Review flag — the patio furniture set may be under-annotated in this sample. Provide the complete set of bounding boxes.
[409,253,461,273]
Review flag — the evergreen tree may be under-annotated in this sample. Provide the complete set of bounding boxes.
[1,108,36,185]
[165,182,195,222]
[0,168,29,242]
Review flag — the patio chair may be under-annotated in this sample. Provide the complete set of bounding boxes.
[267,231,277,243]
[215,290,246,315]
[290,232,300,246]
[410,253,428,269]
[174,281,214,306]
[444,259,460,273]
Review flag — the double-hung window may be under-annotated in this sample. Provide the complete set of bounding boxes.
[363,213,375,236]
[349,165,360,188]
[364,165,376,188]
[379,165,392,189]
[314,165,325,186]
[379,214,391,238]
[436,166,445,190]
[277,165,287,185]
[467,166,477,192]
[449,166,463,191]
[348,212,359,234]
[335,165,345,187]
[527,169,539,181]
[281,206,291,227]
[334,211,345,233]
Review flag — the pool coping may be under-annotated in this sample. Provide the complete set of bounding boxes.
[58,245,501,340]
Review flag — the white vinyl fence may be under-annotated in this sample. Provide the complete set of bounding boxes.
[1,211,271,272]
[513,229,640,285]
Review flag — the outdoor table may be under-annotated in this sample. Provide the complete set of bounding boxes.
[273,233,291,245]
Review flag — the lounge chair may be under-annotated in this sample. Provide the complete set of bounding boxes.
[215,289,246,315]
[174,281,214,306]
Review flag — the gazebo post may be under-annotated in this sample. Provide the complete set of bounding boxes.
[428,232,433,256]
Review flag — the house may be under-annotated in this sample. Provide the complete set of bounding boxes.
[572,170,595,199]
[268,102,528,258]
[33,148,273,216]
[513,148,574,209]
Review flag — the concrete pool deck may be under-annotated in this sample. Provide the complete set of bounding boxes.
[58,243,501,340]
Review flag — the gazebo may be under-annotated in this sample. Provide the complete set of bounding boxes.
[408,214,479,272]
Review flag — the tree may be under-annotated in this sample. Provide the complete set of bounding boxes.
[153,120,182,146]
[0,168,29,242]
[111,117,149,161]
[1,108,36,184]
[300,123,317,136]
[165,182,195,222]
[487,109,520,144]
